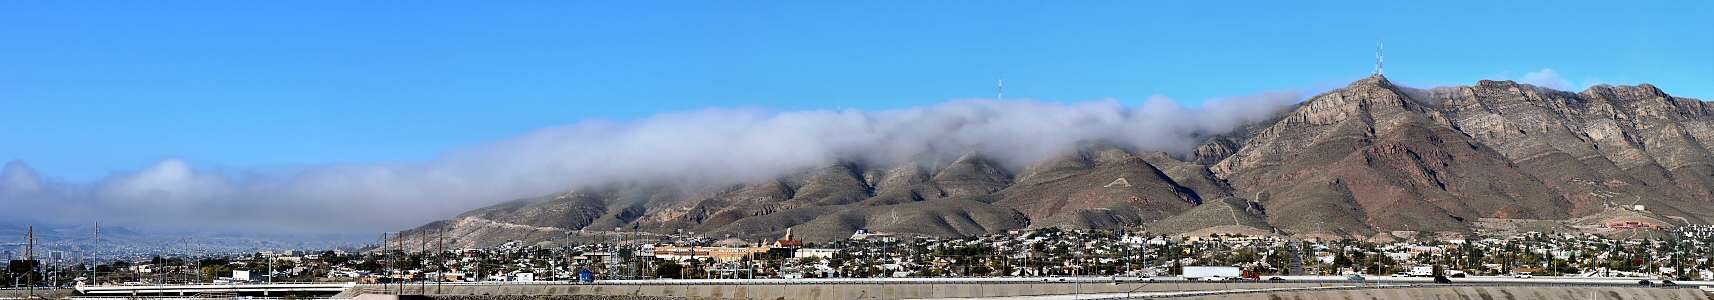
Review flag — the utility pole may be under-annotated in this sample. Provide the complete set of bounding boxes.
[182,238,193,284]
[420,231,427,293]
[27,226,35,299]
[93,222,99,287]
[380,233,387,293]
[438,228,444,294]
[394,232,402,295]
[159,243,167,296]
[53,244,60,289]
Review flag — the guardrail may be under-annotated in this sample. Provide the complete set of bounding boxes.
[62,276,1698,297]
[345,279,1703,300]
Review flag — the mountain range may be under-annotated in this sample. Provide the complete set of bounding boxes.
[0,220,375,259]
[400,76,1714,247]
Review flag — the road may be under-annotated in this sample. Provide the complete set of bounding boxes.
[62,275,1711,300]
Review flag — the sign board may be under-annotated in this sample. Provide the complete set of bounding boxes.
[7,260,38,273]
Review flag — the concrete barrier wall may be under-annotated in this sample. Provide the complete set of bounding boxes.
[1169,286,1711,300]
[380,282,1379,300]
[0,289,72,299]
[355,282,1714,300]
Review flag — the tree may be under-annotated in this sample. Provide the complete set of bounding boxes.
[1333,253,1352,269]
[971,265,992,276]
[655,261,684,279]
[322,251,351,266]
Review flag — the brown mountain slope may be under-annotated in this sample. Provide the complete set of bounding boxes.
[994,156,1201,229]
[400,75,1714,247]
[1213,76,1570,237]
[1136,151,1233,199]
[405,145,1216,246]
[1417,81,1714,223]
[1145,197,1272,236]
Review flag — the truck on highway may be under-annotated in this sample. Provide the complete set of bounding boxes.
[1182,266,1242,280]
[1409,266,1435,277]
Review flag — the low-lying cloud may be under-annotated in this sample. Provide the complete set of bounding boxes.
[1518,68,1578,91]
[1,92,1305,233]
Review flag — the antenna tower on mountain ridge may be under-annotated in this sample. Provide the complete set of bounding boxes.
[1375,41,1384,76]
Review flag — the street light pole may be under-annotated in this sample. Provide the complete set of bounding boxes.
[1316,222,1324,275]
[27,226,35,299]
[439,228,445,294]
[93,222,99,287]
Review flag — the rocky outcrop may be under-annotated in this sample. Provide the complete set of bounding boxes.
[1207,75,1714,238]
[1210,76,1572,237]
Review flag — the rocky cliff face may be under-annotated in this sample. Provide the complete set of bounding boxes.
[1434,81,1714,216]
[1201,76,1714,238]
[1212,76,1571,237]
[401,76,1714,248]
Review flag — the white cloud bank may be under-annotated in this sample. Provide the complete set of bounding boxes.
[1519,68,1577,91]
[1494,68,1583,91]
[0,92,1305,233]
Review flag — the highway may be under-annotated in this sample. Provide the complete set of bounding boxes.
[74,283,355,297]
[583,275,1708,286]
[58,275,1713,300]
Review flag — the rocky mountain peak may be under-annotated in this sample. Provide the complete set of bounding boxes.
[1350,74,1396,89]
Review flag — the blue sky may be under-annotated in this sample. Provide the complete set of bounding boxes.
[4,1,1712,182]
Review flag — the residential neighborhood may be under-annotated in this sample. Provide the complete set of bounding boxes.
[11,223,1714,288]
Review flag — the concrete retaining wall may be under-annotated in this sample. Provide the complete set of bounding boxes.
[368,282,1378,300]
[1168,286,1710,300]
[0,289,72,299]
[352,282,1714,300]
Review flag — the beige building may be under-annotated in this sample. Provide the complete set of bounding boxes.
[653,246,772,262]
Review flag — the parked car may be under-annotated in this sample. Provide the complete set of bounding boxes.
[1432,275,1452,284]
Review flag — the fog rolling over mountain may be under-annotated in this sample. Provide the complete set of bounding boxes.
[0,90,1301,234]
[397,75,1714,248]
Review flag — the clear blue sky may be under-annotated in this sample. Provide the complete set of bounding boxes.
[4,1,1711,181]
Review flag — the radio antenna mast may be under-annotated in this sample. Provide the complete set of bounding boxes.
[1374,41,1384,76]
